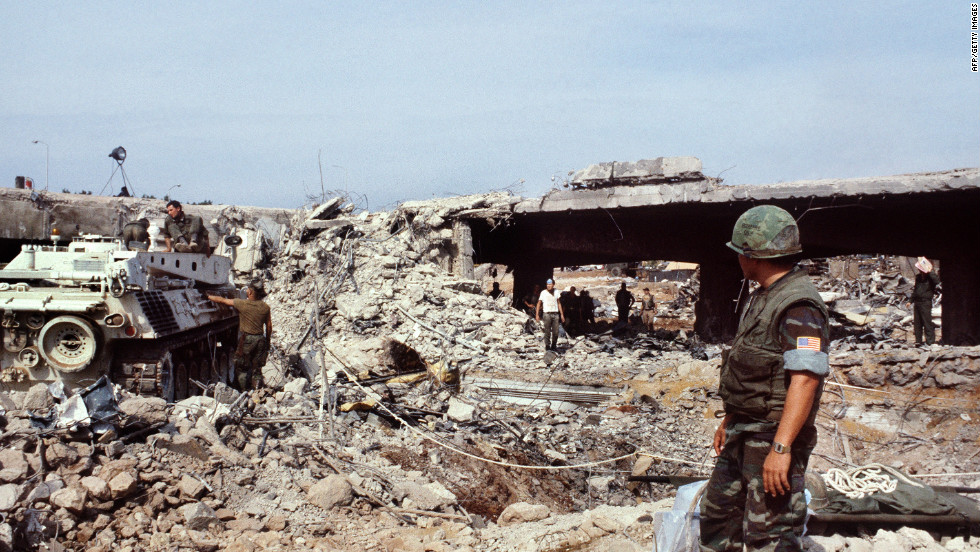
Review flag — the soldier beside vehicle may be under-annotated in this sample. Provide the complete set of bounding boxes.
[208,282,273,391]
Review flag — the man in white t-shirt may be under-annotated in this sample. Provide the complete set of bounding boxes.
[535,278,565,351]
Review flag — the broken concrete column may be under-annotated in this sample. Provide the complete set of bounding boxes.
[939,253,980,345]
[453,220,474,279]
[694,256,743,343]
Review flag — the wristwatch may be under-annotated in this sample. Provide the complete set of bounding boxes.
[772,442,789,454]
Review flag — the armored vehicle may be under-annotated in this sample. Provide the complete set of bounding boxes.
[0,234,240,401]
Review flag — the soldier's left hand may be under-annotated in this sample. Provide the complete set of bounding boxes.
[762,450,792,496]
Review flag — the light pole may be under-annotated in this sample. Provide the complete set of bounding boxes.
[332,164,348,195]
[32,140,49,190]
[167,184,181,199]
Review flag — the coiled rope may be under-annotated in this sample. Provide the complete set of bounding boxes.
[822,463,923,499]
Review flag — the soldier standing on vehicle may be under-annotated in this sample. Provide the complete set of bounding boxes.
[120,218,150,251]
[208,282,272,390]
[163,200,210,253]
[700,205,829,552]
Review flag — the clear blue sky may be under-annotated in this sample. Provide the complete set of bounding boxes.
[2,2,977,209]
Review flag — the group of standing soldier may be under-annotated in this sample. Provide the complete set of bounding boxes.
[120,200,272,393]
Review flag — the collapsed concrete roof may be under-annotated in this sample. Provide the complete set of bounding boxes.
[518,167,979,213]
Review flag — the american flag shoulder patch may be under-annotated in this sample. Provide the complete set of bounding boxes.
[796,337,821,351]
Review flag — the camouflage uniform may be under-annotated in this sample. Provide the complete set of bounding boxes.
[235,333,269,389]
[163,212,209,253]
[232,297,271,390]
[701,206,829,552]
[700,420,813,552]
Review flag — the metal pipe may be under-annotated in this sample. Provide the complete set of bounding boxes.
[810,513,978,525]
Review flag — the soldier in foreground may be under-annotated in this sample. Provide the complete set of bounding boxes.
[700,205,829,552]
[163,200,210,253]
[208,282,273,390]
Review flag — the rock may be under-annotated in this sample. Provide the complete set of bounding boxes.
[0,450,30,483]
[871,529,910,552]
[590,514,623,533]
[384,535,426,552]
[804,534,846,552]
[118,396,168,426]
[283,378,307,395]
[588,475,614,492]
[580,519,607,538]
[896,527,943,551]
[44,442,79,469]
[945,537,972,552]
[103,441,125,458]
[213,383,240,405]
[226,517,264,532]
[306,475,353,510]
[0,485,21,512]
[264,515,287,531]
[0,522,11,552]
[179,502,220,531]
[178,475,206,499]
[335,293,380,321]
[446,398,475,423]
[150,434,210,461]
[23,383,54,411]
[98,458,138,483]
[107,472,138,499]
[497,502,550,526]
[393,481,456,510]
[80,476,111,501]
[675,360,715,380]
[631,455,653,477]
[50,486,87,514]
[25,479,64,503]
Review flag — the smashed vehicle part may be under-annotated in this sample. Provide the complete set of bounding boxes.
[0,235,239,399]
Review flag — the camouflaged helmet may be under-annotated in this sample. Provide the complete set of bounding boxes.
[727,205,802,259]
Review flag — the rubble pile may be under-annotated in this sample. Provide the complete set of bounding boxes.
[0,193,977,551]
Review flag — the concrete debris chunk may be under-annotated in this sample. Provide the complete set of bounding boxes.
[0,485,22,512]
[22,383,54,411]
[179,501,221,531]
[306,475,353,510]
[446,397,475,423]
[0,450,30,483]
[150,433,210,461]
[49,486,87,514]
[497,502,551,526]
[393,481,457,511]
[80,476,111,501]
[118,395,168,426]
[282,377,307,396]
[178,474,207,499]
[306,197,343,221]
[107,471,138,499]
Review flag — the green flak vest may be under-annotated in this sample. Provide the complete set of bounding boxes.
[719,266,829,423]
